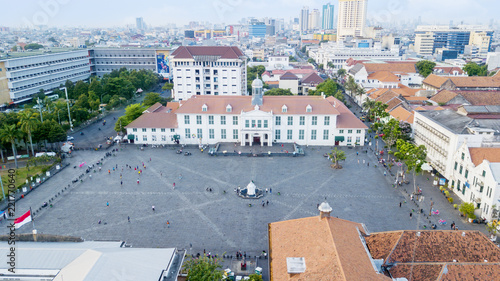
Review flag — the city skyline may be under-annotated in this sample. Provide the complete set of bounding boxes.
[0,0,498,28]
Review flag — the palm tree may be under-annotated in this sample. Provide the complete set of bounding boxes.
[346,76,357,98]
[328,147,346,169]
[18,110,40,157]
[0,124,23,168]
[356,86,366,107]
[363,99,376,119]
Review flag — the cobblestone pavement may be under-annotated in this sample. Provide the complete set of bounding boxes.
[3,144,487,273]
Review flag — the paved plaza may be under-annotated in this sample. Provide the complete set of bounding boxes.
[3,144,487,260]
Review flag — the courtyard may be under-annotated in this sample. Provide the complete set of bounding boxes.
[3,144,486,261]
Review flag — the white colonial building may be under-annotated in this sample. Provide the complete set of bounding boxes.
[170,46,247,101]
[414,109,499,179]
[126,79,367,147]
[449,143,500,222]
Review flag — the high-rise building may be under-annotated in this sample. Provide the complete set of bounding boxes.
[136,17,145,30]
[300,6,309,33]
[322,3,335,30]
[337,0,367,40]
[249,22,267,38]
[308,9,321,31]
[414,25,494,57]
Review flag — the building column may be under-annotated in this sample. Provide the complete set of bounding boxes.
[241,133,246,147]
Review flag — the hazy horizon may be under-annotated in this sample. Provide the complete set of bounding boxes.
[1,0,498,28]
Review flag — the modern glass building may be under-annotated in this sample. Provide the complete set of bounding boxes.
[249,23,267,38]
[322,3,335,30]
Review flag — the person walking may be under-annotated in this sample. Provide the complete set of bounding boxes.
[106,201,109,207]
[128,216,130,223]
[167,220,170,228]
[152,205,155,211]
[266,200,269,206]
[121,180,123,186]
[399,202,402,208]
[137,178,140,184]
[270,188,272,194]
[410,212,412,219]
[173,182,175,189]
[384,171,387,176]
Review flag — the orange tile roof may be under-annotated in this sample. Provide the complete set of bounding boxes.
[423,74,449,89]
[434,66,465,75]
[368,71,400,83]
[327,96,368,129]
[388,263,444,281]
[175,95,340,115]
[376,91,399,104]
[438,263,500,281]
[431,90,459,104]
[385,97,404,111]
[424,74,500,89]
[393,85,423,97]
[468,147,500,166]
[414,105,445,111]
[388,106,414,123]
[405,96,428,101]
[363,62,417,74]
[269,215,389,281]
[125,111,178,129]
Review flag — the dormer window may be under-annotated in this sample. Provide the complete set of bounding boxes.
[226,104,232,113]
[202,104,208,112]
[282,105,288,113]
[306,105,312,113]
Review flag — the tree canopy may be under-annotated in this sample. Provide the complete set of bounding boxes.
[463,62,488,76]
[182,256,224,281]
[264,88,293,96]
[416,60,436,77]
[143,92,166,107]
[114,104,146,133]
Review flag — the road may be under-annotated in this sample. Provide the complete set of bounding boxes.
[67,85,170,149]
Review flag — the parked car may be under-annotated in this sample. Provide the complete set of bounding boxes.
[67,136,75,141]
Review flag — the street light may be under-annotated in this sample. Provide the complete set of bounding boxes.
[60,87,73,130]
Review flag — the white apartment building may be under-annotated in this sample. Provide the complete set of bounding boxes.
[170,46,247,101]
[449,143,500,222]
[337,0,367,40]
[310,42,401,70]
[414,32,435,56]
[126,79,367,147]
[90,48,157,77]
[308,9,321,31]
[0,50,91,105]
[413,110,498,179]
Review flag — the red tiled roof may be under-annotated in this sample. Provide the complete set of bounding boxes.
[368,71,400,83]
[301,72,324,85]
[388,106,414,123]
[126,112,178,129]
[327,96,368,129]
[280,71,299,80]
[363,62,417,74]
[431,90,459,104]
[171,46,245,59]
[468,147,500,166]
[176,95,341,115]
[434,66,465,75]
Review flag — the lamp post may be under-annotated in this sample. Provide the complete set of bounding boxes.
[61,87,73,130]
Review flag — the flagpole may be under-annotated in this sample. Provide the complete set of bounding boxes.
[30,207,37,242]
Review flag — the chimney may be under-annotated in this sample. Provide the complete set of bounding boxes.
[318,201,332,220]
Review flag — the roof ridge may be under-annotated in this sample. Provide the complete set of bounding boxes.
[383,231,404,265]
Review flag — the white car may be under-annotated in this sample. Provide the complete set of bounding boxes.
[67,136,74,141]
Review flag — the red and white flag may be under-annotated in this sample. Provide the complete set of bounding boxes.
[14,210,32,229]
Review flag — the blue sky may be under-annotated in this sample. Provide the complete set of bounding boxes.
[1,0,497,28]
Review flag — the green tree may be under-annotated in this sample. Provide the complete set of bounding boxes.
[463,62,488,76]
[458,202,475,219]
[89,78,104,99]
[18,110,40,157]
[309,79,338,97]
[289,56,298,62]
[370,102,389,122]
[264,88,293,96]
[143,92,166,107]
[416,60,437,77]
[114,116,129,133]
[337,68,346,78]
[248,274,263,281]
[395,139,427,194]
[355,85,366,106]
[307,58,316,64]
[328,147,346,169]
[162,82,174,91]
[381,119,401,160]
[182,256,224,281]
[0,124,23,168]
[124,104,146,121]
[345,76,357,98]
[24,43,44,50]
[327,62,335,69]
[318,63,324,70]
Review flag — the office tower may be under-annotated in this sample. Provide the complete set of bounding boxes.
[337,0,367,40]
[136,17,145,30]
[322,3,335,30]
[308,9,321,30]
[300,6,309,33]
